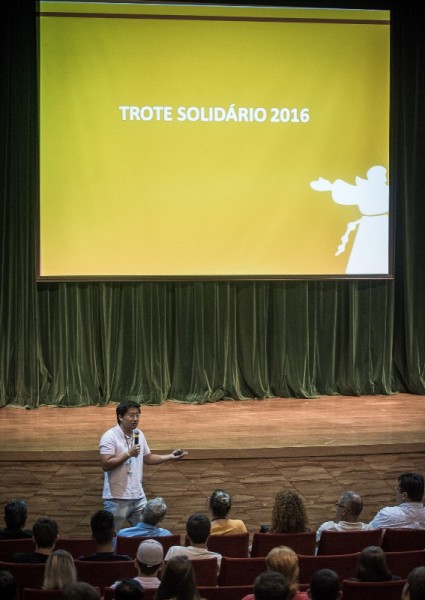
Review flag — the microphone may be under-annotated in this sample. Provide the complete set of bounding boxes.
[134,430,139,446]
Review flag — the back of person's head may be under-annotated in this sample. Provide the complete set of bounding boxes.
[136,539,163,574]
[404,566,425,600]
[90,509,115,544]
[308,569,341,600]
[355,545,393,582]
[142,497,167,526]
[33,516,59,549]
[43,549,77,590]
[63,581,101,600]
[156,555,200,600]
[339,491,363,518]
[116,400,140,423]
[4,499,28,529]
[254,571,291,600]
[266,546,299,595]
[209,489,232,519]
[115,579,144,600]
[186,513,211,544]
[398,473,424,502]
[270,489,309,533]
[0,570,17,600]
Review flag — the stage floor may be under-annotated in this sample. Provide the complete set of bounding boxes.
[1,394,424,537]
[1,394,424,459]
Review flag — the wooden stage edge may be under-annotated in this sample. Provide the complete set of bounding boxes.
[1,394,425,461]
[1,443,425,463]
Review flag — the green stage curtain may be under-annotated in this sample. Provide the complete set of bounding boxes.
[0,1,424,408]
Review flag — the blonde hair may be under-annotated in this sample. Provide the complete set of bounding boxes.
[270,489,309,533]
[43,549,77,590]
[266,545,299,597]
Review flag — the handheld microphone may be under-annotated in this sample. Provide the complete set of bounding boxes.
[134,430,139,446]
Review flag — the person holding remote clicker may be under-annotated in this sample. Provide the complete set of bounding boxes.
[99,400,187,530]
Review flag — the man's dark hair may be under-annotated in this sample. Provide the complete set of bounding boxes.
[115,579,144,600]
[254,571,290,600]
[398,473,424,502]
[63,581,101,600]
[4,499,28,529]
[0,571,17,600]
[186,513,211,544]
[90,510,115,544]
[32,516,59,549]
[309,569,341,600]
[116,401,140,424]
[406,566,425,600]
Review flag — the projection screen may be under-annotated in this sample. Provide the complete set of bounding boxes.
[37,2,391,280]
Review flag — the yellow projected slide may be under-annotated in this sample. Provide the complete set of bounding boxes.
[38,2,390,278]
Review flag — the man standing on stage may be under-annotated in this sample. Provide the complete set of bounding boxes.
[99,400,187,530]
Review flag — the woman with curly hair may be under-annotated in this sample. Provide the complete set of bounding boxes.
[242,546,308,600]
[208,489,248,535]
[265,489,309,533]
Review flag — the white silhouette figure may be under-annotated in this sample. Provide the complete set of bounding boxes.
[310,166,389,274]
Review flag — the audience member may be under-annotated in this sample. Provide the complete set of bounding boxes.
[155,555,202,600]
[63,581,101,600]
[254,571,291,600]
[242,545,308,600]
[261,489,309,533]
[316,491,372,543]
[78,509,131,561]
[353,545,400,581]
[208,489,248,535]
[402,566,425,600]
[369,472,425,528]
[165,513,222,571]
[0,570,17,600]
[11,516,58,563]
[0,499,32,539]
[115,579,144,600]
[111,539,163,590]
[43,549,77,590]
[307,569,342,600]
[118,497,172,538]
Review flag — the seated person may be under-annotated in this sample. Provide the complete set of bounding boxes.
[352,546,401,581]
[111,539,163,590]
[0,570,17,600]
[11,516,58,563]
[118,497,171,538]
[307,569,342,600]
[254,571,291,600]
[164,513,222,571]
[0,499,32,539]
[43,549,77,590]
[402,566,425,600]
[156,555,201,600]
[63,582,101,600]
[369,472,425,529]
[261,489,310,533]
[209,489,248,535]
[242,545,308,600]
[78,509,131,561]
[316,491,372,543]
[114,579,144,600]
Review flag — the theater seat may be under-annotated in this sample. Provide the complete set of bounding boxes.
[115,534,181,557]
[251,531,316,557]
[341,578,407,600]
[316,528,383,555]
